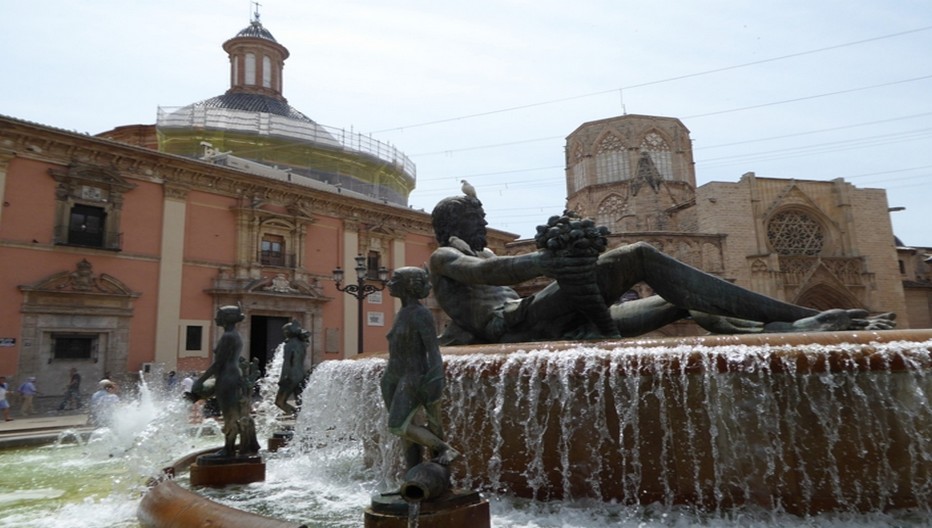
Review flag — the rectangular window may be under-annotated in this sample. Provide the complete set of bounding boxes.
[68,204,106,247]
[261,234,285,266]
[53,334,95,360]
[367,250,381,280]
[245,53,256,85]
[262,55,272,88]
[179,321,209,358]
[185,326,203,351]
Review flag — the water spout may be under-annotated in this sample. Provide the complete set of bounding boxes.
[53,429,86,447]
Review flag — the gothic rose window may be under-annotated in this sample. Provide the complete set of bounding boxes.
[767,210,824,256]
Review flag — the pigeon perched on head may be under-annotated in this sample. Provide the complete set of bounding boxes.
[461,179,477,198]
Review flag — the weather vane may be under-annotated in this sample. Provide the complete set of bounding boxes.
[252,1,262,23]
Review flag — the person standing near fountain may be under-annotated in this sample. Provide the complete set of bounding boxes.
[88,379,119,427]
[275,319,310,416]
[0,376,12,421]
[382,267,460,470]
[58,368,82,411]
[429,195,895,344]
[190,305,260,458]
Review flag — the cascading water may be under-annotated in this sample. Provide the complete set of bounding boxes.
[281,334,932,525]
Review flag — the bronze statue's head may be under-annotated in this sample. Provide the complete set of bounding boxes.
[431,196,487,251]
[388,266,431,300]
[215,305,245,326]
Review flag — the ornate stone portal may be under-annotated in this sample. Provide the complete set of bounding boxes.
[18,259,139,386]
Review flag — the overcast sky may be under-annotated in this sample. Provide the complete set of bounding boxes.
[3,1,931,246]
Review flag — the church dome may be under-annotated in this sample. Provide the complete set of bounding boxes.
[187,92,316,123]
[233,20,279,43]
[156,14,416,206]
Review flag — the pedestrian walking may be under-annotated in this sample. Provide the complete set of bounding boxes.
[58,368,82,411]
[18,376,38,415]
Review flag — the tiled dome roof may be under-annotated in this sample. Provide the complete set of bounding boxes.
[195,93,313,122]
[235,21,278,43]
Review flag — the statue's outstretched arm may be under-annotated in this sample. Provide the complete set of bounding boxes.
[432,247,543,285]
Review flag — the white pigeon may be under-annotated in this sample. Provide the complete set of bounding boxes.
[461,179,477,198]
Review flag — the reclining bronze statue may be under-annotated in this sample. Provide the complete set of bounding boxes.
[429,195,895,345]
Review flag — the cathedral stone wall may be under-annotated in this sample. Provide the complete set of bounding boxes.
[557,114,912,328]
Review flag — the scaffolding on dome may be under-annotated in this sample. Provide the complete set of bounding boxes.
[156,106,416,184]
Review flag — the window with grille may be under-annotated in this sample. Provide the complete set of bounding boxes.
[52,334,95,360]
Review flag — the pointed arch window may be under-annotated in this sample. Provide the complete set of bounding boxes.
[639,131,673,180]
[596,194,626,231]
[570,144,589,193]
[594,133,629,185]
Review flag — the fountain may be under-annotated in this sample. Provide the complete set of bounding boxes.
[2,330,931,526]
[293,329,932,517]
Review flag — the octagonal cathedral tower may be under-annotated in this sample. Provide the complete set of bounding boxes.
[565,114,697,234]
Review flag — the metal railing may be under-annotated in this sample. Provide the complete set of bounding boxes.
[258,250,297,268]
[54,225,123,251]
[157,106,416,183]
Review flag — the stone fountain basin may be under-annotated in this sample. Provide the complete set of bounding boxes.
[421,329,932,514]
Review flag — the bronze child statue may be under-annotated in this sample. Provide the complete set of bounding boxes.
[275,319,310,415]
[190,305,261,458]
[381,267,460,471]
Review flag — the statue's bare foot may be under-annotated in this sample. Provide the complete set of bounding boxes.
[790,309,853,332]
[850,311,896,330]
[790,309,896,332]
[433,446,461,466]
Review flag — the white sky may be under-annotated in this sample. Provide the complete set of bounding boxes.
[3,1,931,246]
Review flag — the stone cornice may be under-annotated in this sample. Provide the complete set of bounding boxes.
[0,114,439,237]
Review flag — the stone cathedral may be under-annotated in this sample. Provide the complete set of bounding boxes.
[506,114,922,336]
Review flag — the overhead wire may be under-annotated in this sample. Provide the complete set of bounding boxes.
[367,25,932,135]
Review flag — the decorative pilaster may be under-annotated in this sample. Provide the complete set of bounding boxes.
[153,182,189,370]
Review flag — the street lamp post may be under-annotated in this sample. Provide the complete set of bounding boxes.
[332,255,389,355]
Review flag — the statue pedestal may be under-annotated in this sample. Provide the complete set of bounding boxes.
[268,430,293,452]
[364,490,489,528]
[189,454,265,487]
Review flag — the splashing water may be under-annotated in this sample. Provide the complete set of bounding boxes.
[254,342,288,438]
[0,375,220,527]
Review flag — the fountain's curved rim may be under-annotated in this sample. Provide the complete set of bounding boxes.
[138,447,307,528]
[436,329,932,356]
[359,329,932,375]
